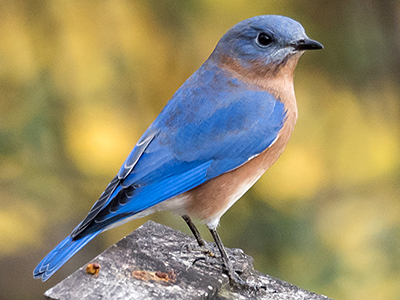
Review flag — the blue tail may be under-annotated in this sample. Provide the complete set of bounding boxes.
[33,231,101,282]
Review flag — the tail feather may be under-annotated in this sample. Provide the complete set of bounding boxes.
[33,231,101,282]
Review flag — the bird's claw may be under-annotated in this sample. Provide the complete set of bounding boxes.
[227,270,266,291]
[181,239,215,256]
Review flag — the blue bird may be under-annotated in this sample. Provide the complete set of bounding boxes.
[34,15,323,286]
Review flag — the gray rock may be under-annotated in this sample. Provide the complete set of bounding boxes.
[44,221,333,300]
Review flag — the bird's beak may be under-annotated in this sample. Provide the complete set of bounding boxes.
[293,38,324,51]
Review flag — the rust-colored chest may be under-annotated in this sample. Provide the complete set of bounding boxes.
[183,57,300,225]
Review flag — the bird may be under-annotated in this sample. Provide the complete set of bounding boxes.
[33,15,323,286]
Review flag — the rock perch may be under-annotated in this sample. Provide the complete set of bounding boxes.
[44,221,333,300]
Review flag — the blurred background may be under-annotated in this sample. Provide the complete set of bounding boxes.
[1,1,399,299]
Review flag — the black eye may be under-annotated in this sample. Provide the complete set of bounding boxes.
[256,32,272,47]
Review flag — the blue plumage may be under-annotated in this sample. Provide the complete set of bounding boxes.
[33,14,322,283]
[33,234,100,281]
[34,60,285,282]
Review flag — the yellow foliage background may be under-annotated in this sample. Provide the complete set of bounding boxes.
[0,1,399,299]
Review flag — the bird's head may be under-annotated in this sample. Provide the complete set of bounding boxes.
[211,15,323,77]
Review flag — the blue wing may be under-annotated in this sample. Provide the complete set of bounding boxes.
[33,62,286,281]
[86,64,286,227]
[70,129,157,238]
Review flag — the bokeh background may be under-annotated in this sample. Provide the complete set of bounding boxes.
[1,1,399,299]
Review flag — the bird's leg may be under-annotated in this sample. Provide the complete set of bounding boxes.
[208,226,249,289]
[181,215,215,260]
[182,215,206,247]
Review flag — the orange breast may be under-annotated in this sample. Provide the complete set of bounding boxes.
[183,56,300,226]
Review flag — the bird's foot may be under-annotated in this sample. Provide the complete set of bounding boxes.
[228,270,249,289]
[226,270,265,290]
[200,244,215,258]
[221,254,266,291]
[181,237,215,255]
[194,236,206,248]
[194,237,215,257]
[180,240,215,259]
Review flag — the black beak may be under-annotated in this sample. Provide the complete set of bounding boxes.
[293,38,324,51]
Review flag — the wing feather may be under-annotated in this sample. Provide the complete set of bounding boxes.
[70,64,286,238]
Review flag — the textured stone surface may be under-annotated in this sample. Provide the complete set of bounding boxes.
[45,221,333,300]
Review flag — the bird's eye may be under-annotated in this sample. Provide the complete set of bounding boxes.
[256,32,272,47]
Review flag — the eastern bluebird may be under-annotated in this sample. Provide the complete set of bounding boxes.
[34,15,323,286]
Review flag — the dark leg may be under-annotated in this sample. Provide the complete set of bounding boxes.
[182,215,206,247]
[208,226,249,288]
